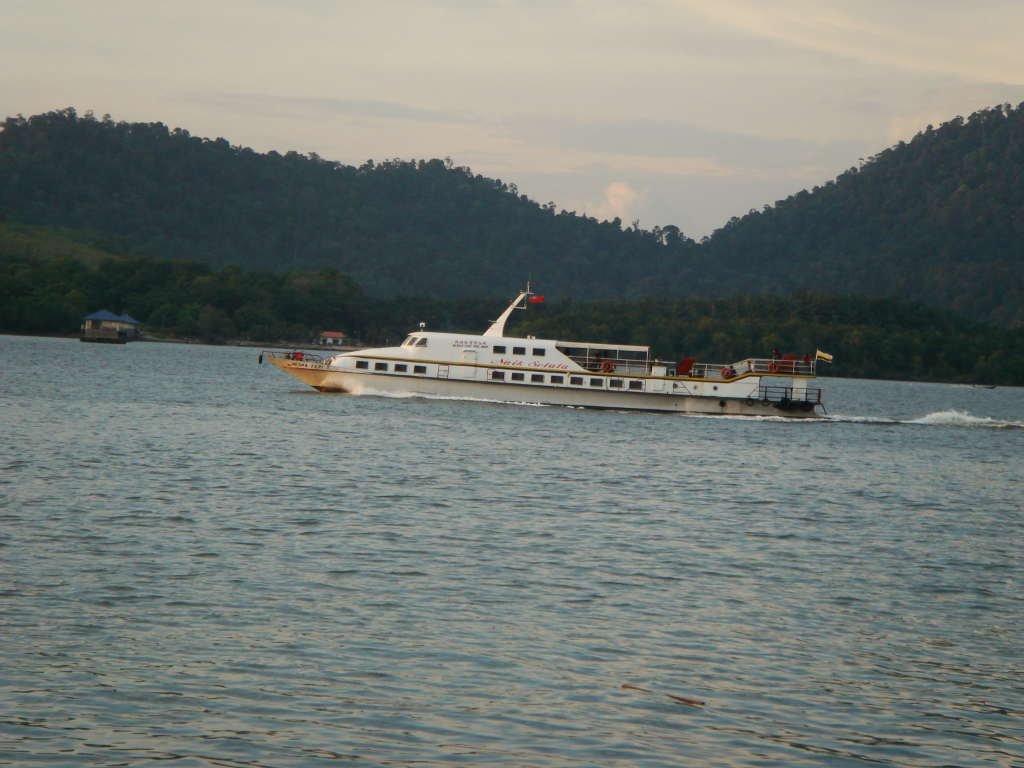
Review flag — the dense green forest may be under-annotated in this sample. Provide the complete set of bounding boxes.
[696,103,1024,327]
[4,105,1021,327]
[0,108,696,300]
[2,244,1021,385]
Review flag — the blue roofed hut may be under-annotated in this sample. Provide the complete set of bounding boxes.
[80,310,140,344]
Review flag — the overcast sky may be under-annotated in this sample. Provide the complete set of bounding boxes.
[3,0,1023,237]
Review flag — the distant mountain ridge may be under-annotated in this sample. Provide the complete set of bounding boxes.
[0,108,697,301]
[694,103,1024,327]
[1,105,1022,325]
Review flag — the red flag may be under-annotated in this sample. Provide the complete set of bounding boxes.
[529,295,545,303]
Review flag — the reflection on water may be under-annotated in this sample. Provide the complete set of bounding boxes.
[1,334,1022,767]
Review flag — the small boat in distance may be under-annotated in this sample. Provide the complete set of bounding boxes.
[261,287,827,417]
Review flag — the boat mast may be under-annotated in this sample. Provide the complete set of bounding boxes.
[483,283,533,338]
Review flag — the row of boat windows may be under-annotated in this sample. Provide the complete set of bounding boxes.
[355,360,427,374]
[353,359,644,389]
[490,371,644,389]
[491,345,545,356]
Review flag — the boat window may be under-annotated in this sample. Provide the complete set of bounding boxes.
[402,336,415,346]
[570,376,583,386]
[374,362,388,371]
[629,380,643,391]
[609,379,623,388]
[533,348,545,356]
[551,375,564,384]
[493,345,506,354]
[395,364,408,373]
[356,360,369,369]
[531,374,544,383]
[416,337,428,347]
[513,346,526,355]
[590,378,603,387]
[511,372,525,382]
[491,371,505,381]
[414,365,427,374]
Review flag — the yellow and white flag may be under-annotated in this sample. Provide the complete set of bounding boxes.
[815,349,834,363]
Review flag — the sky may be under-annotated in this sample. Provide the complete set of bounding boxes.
[3,0,1024,237]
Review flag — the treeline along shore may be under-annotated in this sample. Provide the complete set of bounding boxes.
[2,241,1022,386]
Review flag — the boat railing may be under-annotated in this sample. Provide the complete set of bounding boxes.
[563,354,653,376]
[758,385,822,404]
[260,350,325,363]
[690,358,816,379]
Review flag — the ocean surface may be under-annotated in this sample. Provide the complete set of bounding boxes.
[2,334,1022,767]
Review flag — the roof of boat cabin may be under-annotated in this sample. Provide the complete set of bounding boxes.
[410,331,648,353]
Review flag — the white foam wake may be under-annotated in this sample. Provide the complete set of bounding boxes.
[347,382,550,407]
[906,409,1023,429]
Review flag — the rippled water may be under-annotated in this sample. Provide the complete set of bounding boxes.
[2,334,1022,767]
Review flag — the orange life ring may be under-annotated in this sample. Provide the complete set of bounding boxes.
[720,366,733,380]
[768,361,779,373]
[295,352,303,361]
[601,359,614,373]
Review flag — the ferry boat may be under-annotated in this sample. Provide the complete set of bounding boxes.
[261,288,826,417]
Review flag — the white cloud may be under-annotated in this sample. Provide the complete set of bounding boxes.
[588,182,641,223]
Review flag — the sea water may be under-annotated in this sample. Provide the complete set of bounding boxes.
[1,334,1022,767]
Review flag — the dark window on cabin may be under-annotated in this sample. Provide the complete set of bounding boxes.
[570,376,583,386]
[533,348,545,356]
[414,365,427,374]
[355,360,369,369]
[374,362,388,371]
[493,345,506,354]
[511,372,525,382]
[590,378,603,387]
[416,338,428,347]
[629,380,643,391]
[609,379,623,388]
[395,364,408,373]
[491,370,505,381]
[513,346,526,355]
[531,374,544,383]
[551,375,564,384]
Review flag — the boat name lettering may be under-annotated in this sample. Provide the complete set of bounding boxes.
[496,358,569,370]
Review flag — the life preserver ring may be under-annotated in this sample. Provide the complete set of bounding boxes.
[295,352,303,361]
[720,367,734,380]
[768,361,779,373]
[601,359,614,373]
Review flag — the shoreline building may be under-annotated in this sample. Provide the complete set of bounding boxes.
[80,310,141,344]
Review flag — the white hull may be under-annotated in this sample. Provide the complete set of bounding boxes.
[268,359,820,417]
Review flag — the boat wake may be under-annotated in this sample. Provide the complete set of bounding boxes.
[904,409,1023,429]
[822,409,1023,429]
[347,383,551,407]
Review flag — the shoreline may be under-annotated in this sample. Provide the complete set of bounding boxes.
[1,331,1015,388]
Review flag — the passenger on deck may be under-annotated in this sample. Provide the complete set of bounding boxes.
[772,348,781,359]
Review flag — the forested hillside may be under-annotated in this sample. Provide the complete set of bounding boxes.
[0,108,696,300]
[696,103,1024,327]
[1,104,1022,325]
[3,244,1022,385]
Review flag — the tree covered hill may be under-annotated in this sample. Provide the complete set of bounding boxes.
[1,104,1023,326]
[695,103,1024,327]
[0,108,697,300]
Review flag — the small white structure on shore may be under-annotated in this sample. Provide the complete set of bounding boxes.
[319,331,347,346]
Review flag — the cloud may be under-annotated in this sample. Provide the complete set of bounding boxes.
[588,182,641,223]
